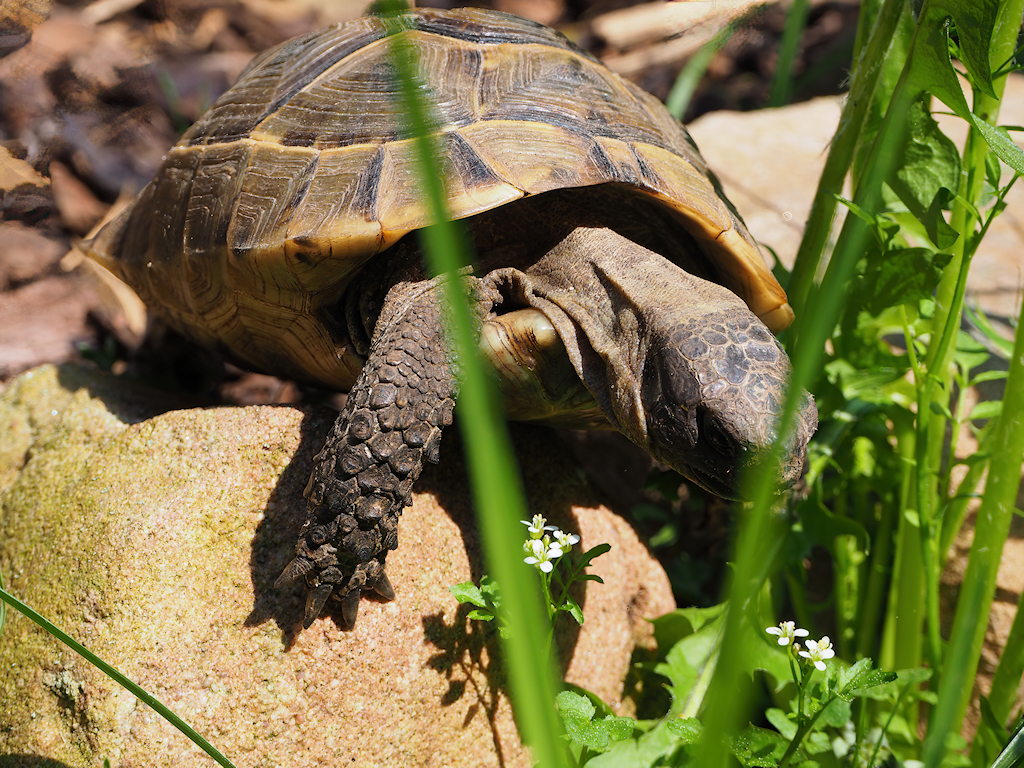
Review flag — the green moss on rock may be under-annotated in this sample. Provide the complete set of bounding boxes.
[0,364,674,767]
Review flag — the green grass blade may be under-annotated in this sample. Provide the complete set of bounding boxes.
[784,0,908,320]
[988,586,1024,728]
[768,0,810,107]
[0,568,6,637]
[666,22,737,120]
[696,19,920,762]
[380,7,566,766]
[989,716,1024,768]
[0,587,236,768]
[922,303,1024,767]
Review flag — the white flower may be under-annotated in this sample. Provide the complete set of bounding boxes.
[521,514,556,539]
[766,621,809,647]
[799,636,836,671]
[524,538,556,572]
[552,529,580,553]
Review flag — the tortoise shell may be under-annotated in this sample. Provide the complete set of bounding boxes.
[86,6,791,392]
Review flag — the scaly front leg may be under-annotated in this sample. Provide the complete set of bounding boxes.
[276,277,460,628]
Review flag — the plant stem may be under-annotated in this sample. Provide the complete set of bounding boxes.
[779,690,833,768]
[880,414,924,729]
[922,270,1024,767]
[0,588,236,768]
[855,475,897,661]
[785,0,908,321]
[988,585,1024,727]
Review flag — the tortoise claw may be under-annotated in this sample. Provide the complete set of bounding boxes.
[303,584,334,628]
[340,588,361,628]
[275,556,313,589]
[373,572,395,601]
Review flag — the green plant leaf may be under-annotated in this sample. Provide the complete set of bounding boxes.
[555,690,635,753]
[925,187,960,249]
[887,95,961,230]
[585,721,683,768]
[969,400,1003,421]
[801,498,872,555]
[577,543,611,570]
[954,329,994,373]
[846,669,900,696]
[966,302,1016,357]
[730,725,790,767]
[805,729,833,754]
[564,594,584,626]
[909,2,1024,173]
[557,689,595,721]
[449,582,486,607]
[986,150,1003,188]
[856,247,954,315]
[820,696,853,727]
[667,717,704,744]
[654,612,723,715]
[971,370,1008,385]
[607,716,637,741]
[855,667,932,701]
[765,708,796,739]
[824,360,913,405]
[651,604,727,653]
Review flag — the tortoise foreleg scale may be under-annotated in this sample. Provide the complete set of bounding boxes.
[276,277,460,629]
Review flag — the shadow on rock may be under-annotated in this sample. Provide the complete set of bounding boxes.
[422,603,513,768]
[419,422,587,676]
[54,362,211,425]
[244,405,334,643]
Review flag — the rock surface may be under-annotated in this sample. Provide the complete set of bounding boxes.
[689,74,1024,322]
[0,364,674,768]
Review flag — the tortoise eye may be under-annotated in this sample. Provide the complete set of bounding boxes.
[702,412,736,458]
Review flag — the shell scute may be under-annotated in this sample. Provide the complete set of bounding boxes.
[412,7,577,49]
[118,148,199,313]
[227,142,318,257]
[375,133,523,238]
[283,144,383,293]
[186,20,387,147]
[184,142,253,259]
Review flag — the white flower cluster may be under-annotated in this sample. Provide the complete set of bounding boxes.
[766,621,836,671]
[521,514,580,573]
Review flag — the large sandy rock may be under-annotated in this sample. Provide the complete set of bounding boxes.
[0,364,674,768]
[689,74,1024,321]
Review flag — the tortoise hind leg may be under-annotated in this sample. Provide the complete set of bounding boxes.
[276,277,459,628]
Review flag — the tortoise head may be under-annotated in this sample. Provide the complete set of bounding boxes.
[486,225,816,500]
[641,308,817,499]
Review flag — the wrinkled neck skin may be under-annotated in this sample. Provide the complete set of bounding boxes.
[484,226,815,499]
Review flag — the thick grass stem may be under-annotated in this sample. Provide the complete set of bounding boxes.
[382,10,566,766]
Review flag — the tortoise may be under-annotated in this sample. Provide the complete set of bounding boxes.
[84,6,818,629]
